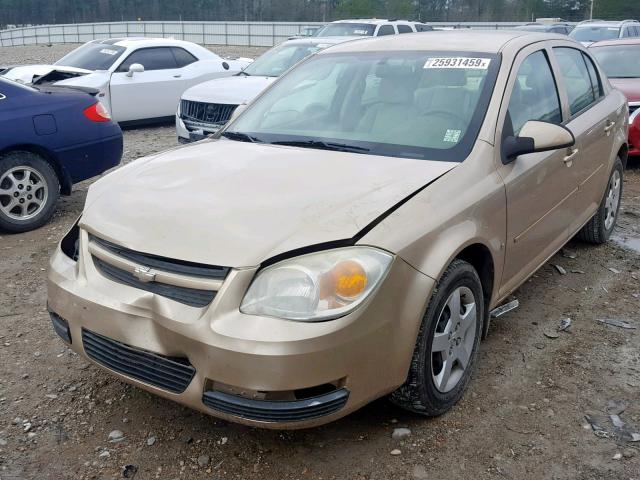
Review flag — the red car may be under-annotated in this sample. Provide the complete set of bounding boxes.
[590,38,640,156]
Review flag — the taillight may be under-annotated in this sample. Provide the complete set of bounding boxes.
[83,102,111,122]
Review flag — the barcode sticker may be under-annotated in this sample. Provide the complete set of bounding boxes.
[424,57,491,69]
[100,48,119,56]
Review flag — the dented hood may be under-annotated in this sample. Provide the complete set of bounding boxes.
[1,64,92,84]
[81,139,457,267]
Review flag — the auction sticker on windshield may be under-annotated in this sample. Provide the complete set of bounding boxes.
[424,57,491,69]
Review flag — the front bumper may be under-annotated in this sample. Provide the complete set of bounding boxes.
[175,114,219,144]
[47,230,434,429]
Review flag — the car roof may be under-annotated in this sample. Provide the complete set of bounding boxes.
[330,19,419,25]
[282,36,358,47]
[321,30,566,55]
[589,37,640,47]
[89,37,196,48]
[574,20,639,28]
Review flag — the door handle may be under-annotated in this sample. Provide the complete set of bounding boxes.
[604,120,615,134]
[563,148,579,166]
[173,74,182,78]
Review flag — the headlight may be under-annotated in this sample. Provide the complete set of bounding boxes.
[240,247,394,321]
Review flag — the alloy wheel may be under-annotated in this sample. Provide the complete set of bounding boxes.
[0,166,49,221]
[431,286,477,393]
[604,169,621,231]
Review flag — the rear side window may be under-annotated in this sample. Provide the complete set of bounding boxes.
[172,47,198,67]
[506,50,562,135]
[397,25,413,34]
[118,47,178,72]
[582,52,603,100]
[377,25,395,36]
[415,24,433,32]
[553,47,597,116]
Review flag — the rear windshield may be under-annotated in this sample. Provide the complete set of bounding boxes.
[570,26,620,42]
[226,51,500,162]
[243,43,327,77]
[590,44,640,78]
[314,23,375,37]
[55,43,126,70]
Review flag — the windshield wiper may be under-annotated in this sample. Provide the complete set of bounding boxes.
[271,140,370,153]
[221,131,262,143]
[236,71,251,76]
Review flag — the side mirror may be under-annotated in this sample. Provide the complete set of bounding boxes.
[126,63,145,77]
[502,120,575,164]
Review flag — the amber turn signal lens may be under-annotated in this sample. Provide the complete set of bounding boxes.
[331,260,367,300]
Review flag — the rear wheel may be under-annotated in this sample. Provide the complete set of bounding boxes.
[391,259,484,416]
[576,157,623,244]
[0,152,59,233]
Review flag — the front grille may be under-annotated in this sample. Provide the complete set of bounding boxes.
[82,329,195,394]
[180,100,237,129]
[202,388,350,422]
[90,236,228,308]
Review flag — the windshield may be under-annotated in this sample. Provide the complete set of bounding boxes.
[314,23,375,37]
[590,44,640,78]
[570,26,620,42]
[243,43,327,77]
[55,43,126,70]
[226,51,500,161]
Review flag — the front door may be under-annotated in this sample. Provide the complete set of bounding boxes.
[495,47,581,297]
[110,47,185,122]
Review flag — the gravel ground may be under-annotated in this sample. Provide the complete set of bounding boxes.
[1,45,640,480]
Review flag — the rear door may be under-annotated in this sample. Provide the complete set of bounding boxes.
[495,46,581,297]
[109,47,185,122]
[550,46,622,231]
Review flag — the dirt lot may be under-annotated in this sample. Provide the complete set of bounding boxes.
[1,45,640,480]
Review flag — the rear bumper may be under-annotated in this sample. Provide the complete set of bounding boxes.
[629,120,640,156]
[55,132,123,184]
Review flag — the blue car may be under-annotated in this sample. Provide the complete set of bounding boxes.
[0,78,122,232]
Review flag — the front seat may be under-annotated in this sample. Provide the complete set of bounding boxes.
[356,65,416,137]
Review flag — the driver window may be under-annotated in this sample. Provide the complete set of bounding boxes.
[506,50,562,136]
[117,47,178,72]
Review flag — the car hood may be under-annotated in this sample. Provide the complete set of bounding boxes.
[81,139,457,268]
[181,75,276,105]
[608,77,640,103]
[1,64,92,84]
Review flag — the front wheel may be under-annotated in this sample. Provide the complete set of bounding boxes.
[0,152,60,233]
[390,259,484,416]
[576,157,623,244]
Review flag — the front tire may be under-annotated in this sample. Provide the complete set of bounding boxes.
[391,259,484,416]
[576,157,623,244]
[0,152,60,233]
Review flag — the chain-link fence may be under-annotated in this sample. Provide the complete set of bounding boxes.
[0,20,553,48]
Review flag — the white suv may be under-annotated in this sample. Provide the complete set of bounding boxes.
[313,19,432,37]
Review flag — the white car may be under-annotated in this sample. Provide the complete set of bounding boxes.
[1,38,252,124]
[176,36,353,143]
[313,19,433,37]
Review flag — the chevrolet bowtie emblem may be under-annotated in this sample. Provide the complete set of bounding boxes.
[133,265,156,283]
